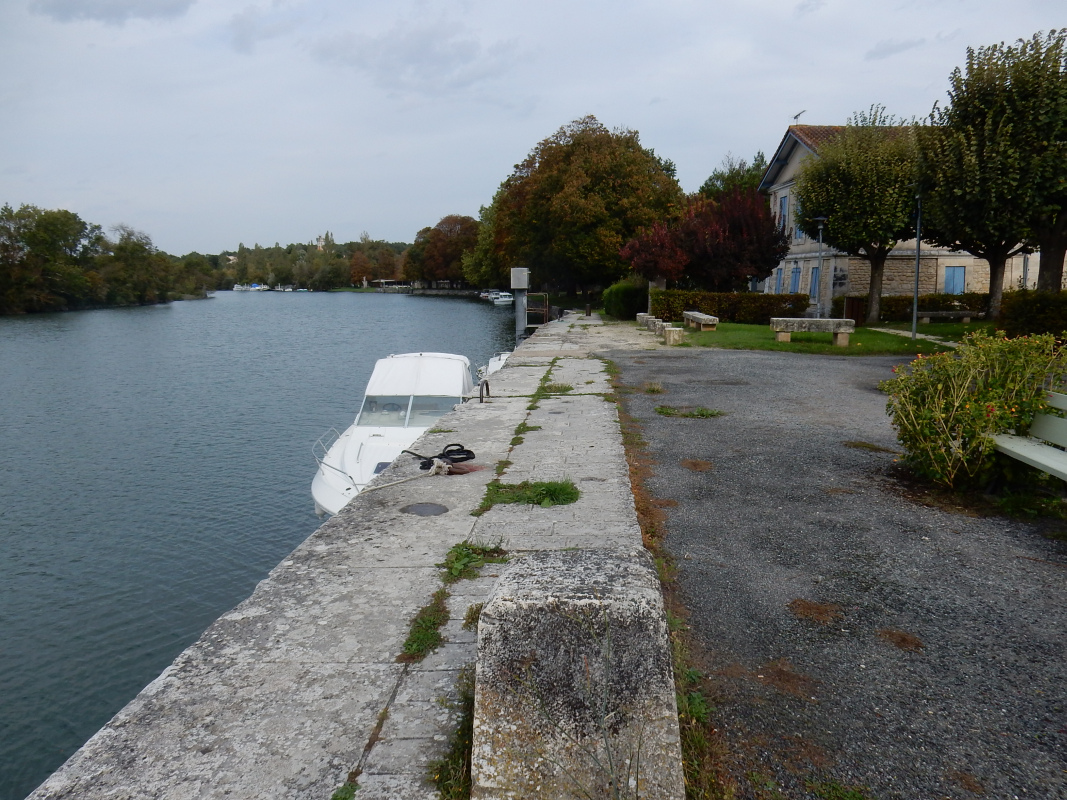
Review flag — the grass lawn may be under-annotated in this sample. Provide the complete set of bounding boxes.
[873,320,995,342]
[678,321,953,356]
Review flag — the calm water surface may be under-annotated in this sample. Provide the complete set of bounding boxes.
[0,291,514,799]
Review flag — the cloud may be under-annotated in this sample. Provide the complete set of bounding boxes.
[30,0,195,24]
[313,17,517,96]
[865,38,926,61]
[795,0,826,15]
[229,4,300,53]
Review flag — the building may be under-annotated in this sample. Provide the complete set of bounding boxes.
[758,125,1038,313]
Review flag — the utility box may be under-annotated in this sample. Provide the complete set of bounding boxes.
[510,268,529,290]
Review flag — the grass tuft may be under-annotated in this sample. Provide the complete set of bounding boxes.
[655,405,724,418]
[438,542,508,583]
[397,588,450,662]
[428,665,476,799]
[463,603,484,631]
[844,440,897,454]
[473,479,580,515]
[643,381,665,394]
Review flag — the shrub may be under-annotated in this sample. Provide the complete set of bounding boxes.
[879,331,1067,489]
[650,290,809,324]
[1000,290,1067,337]
[602,280,647,320]
[831,292,989,322]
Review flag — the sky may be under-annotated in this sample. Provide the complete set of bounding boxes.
[0,0,1061,256]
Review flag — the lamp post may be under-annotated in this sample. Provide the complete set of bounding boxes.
[911,193,921,340]
[814,217,827,318]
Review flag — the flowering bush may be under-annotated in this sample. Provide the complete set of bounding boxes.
[880,331,1067,489]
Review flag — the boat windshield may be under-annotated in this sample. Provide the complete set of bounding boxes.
[356,396,461,427]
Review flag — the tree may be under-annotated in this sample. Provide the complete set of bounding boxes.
[403,215,480,285]
[473,116,683,295]
[931,31,1067,292]
[622,189,788,291]
[795,107,917,324]
[698,152,768,201]
[918,111,1033,319]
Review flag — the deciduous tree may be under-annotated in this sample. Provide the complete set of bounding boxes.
[795,107,917,324]
[473,116,683,295]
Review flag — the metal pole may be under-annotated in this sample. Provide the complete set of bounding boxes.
[911,194,921,340]
[515,289,527,341]
[1023,254,1030,289]
[817,220,825,318]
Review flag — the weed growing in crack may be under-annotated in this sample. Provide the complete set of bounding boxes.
[397,588,450,662]
[439,542,508,583]
[463,602,484,631]
[473,479,581,515]
[655,406,723,418]
[643,382,664,394]
[428,665,476,799]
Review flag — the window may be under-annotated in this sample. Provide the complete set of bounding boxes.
[775,267,783,294]
[794,197,803,239]
[779,195,788,231]
[809,266,820,299]
[790,263,801,293]
[944,266,965,294]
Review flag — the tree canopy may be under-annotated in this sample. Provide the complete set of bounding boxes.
[403,215,479,285]
[930,30,1067,292]
[698,152,768,201]
[622,188,788,291]
[795,107,917,324]
[464,116,683,294]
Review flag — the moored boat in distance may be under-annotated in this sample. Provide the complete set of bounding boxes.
[492,291,514,305]
[311,353,476,516]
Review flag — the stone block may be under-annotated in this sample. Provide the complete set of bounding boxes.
[471,549,684,800]
[644,317,660,332]
[662,326,683,346]
[635,313,649,325]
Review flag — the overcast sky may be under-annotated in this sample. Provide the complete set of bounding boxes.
[0,1,1060,255]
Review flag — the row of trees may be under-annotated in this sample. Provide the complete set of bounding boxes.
[401,120,792,298]
[795,30,1067,323]
[0,202,414,314]
[0,204,217,315]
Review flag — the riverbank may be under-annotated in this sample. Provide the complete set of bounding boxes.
[27,313,673,799]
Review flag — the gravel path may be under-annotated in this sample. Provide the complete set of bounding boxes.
[611,345,1066,800]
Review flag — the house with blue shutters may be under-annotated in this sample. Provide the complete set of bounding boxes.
[757,125,1038,313]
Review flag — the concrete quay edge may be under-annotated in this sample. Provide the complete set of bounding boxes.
[27,313,679,800]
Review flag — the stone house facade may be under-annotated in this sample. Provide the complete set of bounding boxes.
[757,125,1039,313]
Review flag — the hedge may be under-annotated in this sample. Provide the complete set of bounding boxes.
[602,280,647,321]
[650,290,810,324]
[1000,290,1067,337]
[830,292,990,322]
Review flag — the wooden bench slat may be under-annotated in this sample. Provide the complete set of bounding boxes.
[1047,391,1067,412]
[1028,413,1067,449]
[993,433,1067,482]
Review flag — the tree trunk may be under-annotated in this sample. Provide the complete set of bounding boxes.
[1036,230,1067,292]
[987,253,1007,320]
[865,253,886,325]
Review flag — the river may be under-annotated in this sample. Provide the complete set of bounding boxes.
[0,291,514,799]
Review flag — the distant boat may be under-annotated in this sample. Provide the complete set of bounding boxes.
[233,284,251,291]
[311,352,476,516]
[492,291,514,305]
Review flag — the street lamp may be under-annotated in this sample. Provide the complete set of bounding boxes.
[814,217,827,318]
[911,193,921,340]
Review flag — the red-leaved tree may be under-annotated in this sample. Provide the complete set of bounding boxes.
[622,189,788,291]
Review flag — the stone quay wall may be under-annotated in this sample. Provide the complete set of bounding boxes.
[28,313,682,800]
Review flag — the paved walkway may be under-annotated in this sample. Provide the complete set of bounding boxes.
[868,326,960,348]
[28,313,651,800]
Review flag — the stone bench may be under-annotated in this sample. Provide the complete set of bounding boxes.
[918,310,979,324]
[472,549,684,799]
[770,317,856,347]
[682,311,719,331]
[992,391,1067,481]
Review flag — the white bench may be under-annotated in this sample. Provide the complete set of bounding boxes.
[770,317,856,347]
[992,391,1067,481]
[682,311,719,331]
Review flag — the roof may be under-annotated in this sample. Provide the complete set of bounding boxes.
[758,125,844,193]
[365,352,474,397]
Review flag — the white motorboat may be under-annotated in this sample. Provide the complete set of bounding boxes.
[478,351,511,380]
[492,291,514,305]
[311,352,476,516]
